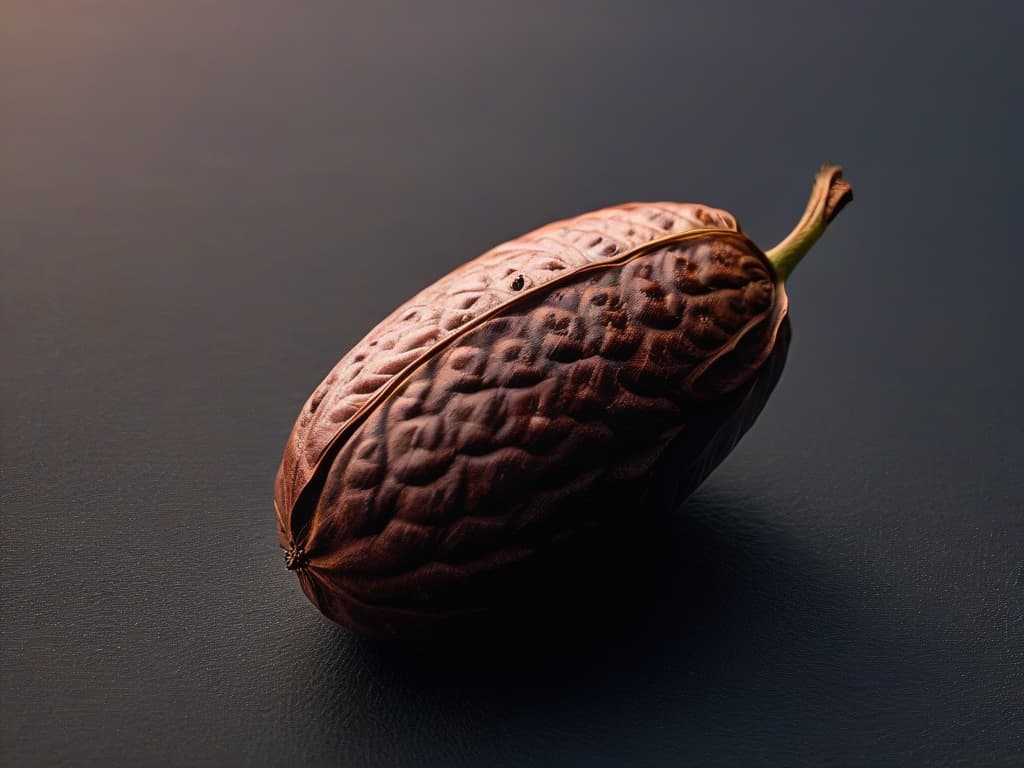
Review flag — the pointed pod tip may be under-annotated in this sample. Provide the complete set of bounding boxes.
[284,545,309,571]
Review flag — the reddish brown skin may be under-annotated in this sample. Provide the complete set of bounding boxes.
[275,202,791,640]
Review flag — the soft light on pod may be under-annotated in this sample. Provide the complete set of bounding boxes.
[274,166,853,641]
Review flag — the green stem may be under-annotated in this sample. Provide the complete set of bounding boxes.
[765,164,853,281]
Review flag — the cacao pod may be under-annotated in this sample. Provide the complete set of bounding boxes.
[274,165,852,641]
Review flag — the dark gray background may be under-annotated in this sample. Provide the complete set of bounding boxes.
[2,1,1022,766]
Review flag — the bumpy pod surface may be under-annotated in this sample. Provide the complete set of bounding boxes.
[275,167,852,639]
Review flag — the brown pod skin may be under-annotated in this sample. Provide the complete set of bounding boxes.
[275,166,852,641]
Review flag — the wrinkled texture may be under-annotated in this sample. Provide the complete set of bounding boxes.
[275,202,790,637]
[276,203,738,515]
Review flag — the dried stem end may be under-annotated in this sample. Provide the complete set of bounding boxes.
[766,164,853,281]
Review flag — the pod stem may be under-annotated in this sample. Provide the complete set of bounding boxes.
[765,164,853,281]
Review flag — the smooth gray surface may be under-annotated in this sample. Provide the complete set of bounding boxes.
[2,2,1022,766]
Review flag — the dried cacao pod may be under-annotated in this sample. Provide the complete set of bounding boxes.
[275,165,853,641]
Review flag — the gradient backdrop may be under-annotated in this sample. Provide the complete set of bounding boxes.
[2,2,1022,766]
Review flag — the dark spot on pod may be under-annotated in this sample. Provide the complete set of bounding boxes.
[694,207,716,226]
[309,388,326,413]
[511,274,526,291]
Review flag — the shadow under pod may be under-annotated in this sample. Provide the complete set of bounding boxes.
[282,483,946,766]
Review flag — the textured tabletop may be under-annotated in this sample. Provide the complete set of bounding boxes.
[2,2,1022,766]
